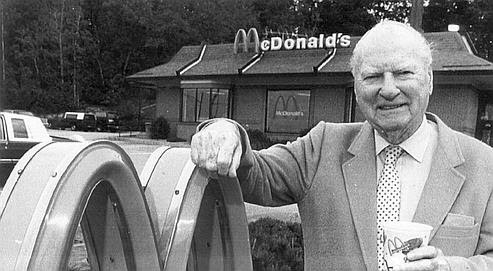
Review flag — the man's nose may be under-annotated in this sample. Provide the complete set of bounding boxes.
[379,73,400,99]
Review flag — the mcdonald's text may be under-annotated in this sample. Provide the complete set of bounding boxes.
[275,110,304,117]
[260,33,350,51]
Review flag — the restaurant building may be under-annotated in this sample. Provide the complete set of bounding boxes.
[128,28,493,144]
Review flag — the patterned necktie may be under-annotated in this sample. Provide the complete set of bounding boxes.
[377,145,403,271]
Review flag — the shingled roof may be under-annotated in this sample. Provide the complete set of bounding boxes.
[128,31,493,79]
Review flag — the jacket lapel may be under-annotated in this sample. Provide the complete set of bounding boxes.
[341,114,466,268]
[342,122,378,270]
[412,114,466,238]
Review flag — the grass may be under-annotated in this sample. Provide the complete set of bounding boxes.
[68,217,304,271]
[68,226,91,271]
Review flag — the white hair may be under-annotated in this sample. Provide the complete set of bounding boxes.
[350,20,432,75]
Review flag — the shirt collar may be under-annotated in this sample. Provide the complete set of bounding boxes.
[374,116,430,163]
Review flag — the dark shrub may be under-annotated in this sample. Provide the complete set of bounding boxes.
[298,126,314,137]
[247,129,274,150]
[150,117,170,139]
[166,137,187,142]
[270,137,288,145]
[249,217,304,271]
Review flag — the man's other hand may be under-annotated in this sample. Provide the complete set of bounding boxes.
[191,120,242,178]
[393,246,451,271]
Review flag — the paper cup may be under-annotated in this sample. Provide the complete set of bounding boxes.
[382,221,433,269]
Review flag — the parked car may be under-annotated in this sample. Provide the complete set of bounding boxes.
[72,112,96,131]
[49,112,97,131]
[3,109,35,116]
[4,109,50,128]
[94,111,120,132]
[0,112,52,187]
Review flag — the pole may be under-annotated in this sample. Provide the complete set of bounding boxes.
[59,0,64,84]
[137,86,141,132]
[410,0,424,32]
[0,4,5,111]
[73,4,81,108]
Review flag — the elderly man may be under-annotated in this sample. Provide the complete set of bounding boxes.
[191,20,493,271]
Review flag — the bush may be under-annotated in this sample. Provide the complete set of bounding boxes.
[249,217,304,271]
[247,129,274,150]
[150,117,170,139]
[298,127,312,137]
[298,124,318,137]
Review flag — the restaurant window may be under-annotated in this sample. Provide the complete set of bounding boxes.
[0,118,5,140]
[182,88,230,122]
[266,90,310,133]
[345,87,366,123]
[478,101,493,146]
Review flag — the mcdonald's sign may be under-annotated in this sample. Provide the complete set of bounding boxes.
[234,28,351,54]
[234,28,260,54]
[273,95,304,119]
[267,90,310,133]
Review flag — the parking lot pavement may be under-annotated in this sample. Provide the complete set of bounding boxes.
[47,129,167,172]
[48,128,127,141]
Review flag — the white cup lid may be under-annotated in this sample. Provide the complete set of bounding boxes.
[382,221,433,233]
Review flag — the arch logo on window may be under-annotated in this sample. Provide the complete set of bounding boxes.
[267,90,310,133]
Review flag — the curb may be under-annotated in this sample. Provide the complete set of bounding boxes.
[107,135,190,147]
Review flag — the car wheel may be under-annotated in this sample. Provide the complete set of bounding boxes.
[71,125,77,131]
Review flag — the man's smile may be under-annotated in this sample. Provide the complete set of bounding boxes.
[377,103,407,111]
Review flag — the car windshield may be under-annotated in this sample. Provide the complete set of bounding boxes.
[95,112,106,118]
[66,114,77,119]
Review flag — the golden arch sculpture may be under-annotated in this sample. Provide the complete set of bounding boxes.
[0,141,252,270]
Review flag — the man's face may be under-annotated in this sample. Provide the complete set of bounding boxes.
[353,38,432,142]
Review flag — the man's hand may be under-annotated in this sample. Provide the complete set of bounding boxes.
[190,120,242,178]
[393,246,451,271]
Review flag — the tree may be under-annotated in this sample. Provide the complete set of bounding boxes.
[251,0,376,37]
[77,0,149,107]
[423,0,493,61]
[4,0,65,112]
[371,0,412,22]
[2,0,91,113]
[252,0,298,33]
[315,0,376,35]
[2,0,491,115]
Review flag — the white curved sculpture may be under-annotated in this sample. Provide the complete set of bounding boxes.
[0,141,252,271]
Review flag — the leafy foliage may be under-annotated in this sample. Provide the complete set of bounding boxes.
[313,0,376,35]
[247,129,274,150]
[423,0,493,61]
[1,0,492,115]
[249,217,304,271]
[371,0,412,22]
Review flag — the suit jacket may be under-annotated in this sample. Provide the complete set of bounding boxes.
[236,113,493,270]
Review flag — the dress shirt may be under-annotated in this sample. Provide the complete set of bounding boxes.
[374,117,438,221]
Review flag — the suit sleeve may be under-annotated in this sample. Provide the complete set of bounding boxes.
[197,119,327,206]
[234,121,328,206]
[197,118,328,206]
